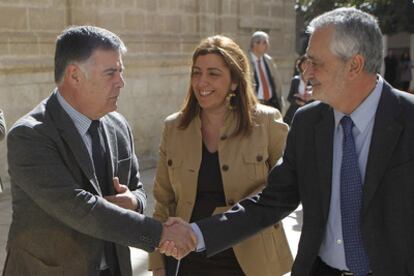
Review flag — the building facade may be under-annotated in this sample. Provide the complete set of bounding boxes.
[0,0,297,189]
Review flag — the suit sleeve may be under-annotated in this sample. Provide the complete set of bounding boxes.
[7,123,162,252]
[196,115,300,257]
[273,63,283,101]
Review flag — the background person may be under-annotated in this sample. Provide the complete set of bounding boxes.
[398,51,413,92]
[383,49,398,87]
[283,55,313,125]
[248,31,284,113]
[150,35,292,276]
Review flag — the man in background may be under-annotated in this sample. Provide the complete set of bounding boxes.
[384,48,398,87]
[249,31,284,112]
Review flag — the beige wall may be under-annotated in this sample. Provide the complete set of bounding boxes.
[0,0,297,188]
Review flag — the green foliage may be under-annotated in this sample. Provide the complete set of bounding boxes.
[296,0,414,34]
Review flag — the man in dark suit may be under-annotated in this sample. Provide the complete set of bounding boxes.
[384,49,398,87]
[283,55,313,125]
[249,31,284,112]
[4,26,195,276]
[162,7,414,276]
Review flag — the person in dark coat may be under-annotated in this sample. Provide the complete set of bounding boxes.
[284,55,313,125]
[384,49,398,87]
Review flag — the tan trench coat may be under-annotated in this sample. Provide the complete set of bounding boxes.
[149,104,293,276]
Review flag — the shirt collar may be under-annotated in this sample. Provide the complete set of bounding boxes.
[56,89,92,135]
[250,51,262,63]
[334,75,383,134]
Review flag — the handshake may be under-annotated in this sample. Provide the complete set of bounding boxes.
[158,217,198,259]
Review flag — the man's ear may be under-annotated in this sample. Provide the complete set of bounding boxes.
[64,64,84,85]
[348,54,364,78]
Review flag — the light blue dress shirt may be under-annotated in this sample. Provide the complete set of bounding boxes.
[319,76,383,270]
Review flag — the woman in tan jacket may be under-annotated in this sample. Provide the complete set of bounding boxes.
[149,35,293,276]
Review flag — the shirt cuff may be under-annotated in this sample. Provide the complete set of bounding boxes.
[190,223,206,252]
[133,191,145,213]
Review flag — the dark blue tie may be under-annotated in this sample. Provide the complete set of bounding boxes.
[340,116,370,276]
[88,120,119,274]
[88,120,109,195]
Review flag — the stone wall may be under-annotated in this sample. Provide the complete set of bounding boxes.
[0,0,297,189]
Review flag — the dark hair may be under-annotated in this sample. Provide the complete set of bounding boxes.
[179,35,258,137]
[54,25,127,83]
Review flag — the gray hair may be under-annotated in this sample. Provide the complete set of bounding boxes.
[250,31,269,48]
[307,7,383,74]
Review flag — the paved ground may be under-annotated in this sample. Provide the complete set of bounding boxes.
[0,168,302,275]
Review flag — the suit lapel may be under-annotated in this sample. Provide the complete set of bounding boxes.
[263,57,276,96]
[251,62,259,93]
[47,93,102,195]
[101,117,117,194]
[362,84,403,215]
[314,105,335,221]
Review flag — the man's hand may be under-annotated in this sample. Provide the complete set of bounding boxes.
[159,217,197,259]
[104,177,138,211]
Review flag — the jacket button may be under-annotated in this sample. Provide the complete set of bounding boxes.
[256,155,263,162]
[222,164,229,171]
[167,159,173,166]
[220,135,227,140]
[228,200,235,205]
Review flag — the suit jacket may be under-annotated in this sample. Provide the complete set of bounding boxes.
[197,81,414,276]
[149,105,293,276]
[4,92,162,276]
[249,52,284,112]
[284,75,313,126]
[283,75,301,125]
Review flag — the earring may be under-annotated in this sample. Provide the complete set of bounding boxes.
[226,91,236,110]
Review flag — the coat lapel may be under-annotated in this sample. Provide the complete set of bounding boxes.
[263,57,276,97]
[47,93,102,195]
[314,105,335,221]
[362,84,403,215]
